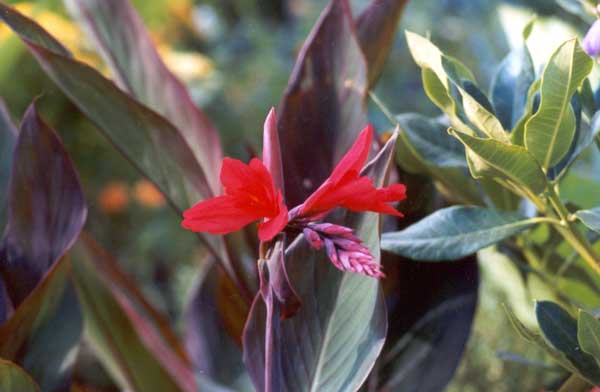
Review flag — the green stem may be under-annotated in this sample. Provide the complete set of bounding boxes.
[547,186,600,276]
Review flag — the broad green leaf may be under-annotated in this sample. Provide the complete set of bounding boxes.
[381,206,535,261]
[512,78,540,145]
[396,113,466,168]
[504,305,578,373]
[394,114,482,205]
[243,130,397,392]
[0,2,212,209]
[0,359,40,392]
[525,38,593,169]
[450,129,548,195]
[479,177,520,211]
[0,258,82,392]
[71,238,196,392]
[536,301,600,384]
[549,109,600,181]
[578,310,600,363]
[490,42,535,130]
[575,208,600,234]
[65,0,222,193]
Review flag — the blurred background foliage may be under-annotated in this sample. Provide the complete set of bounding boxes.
[1,0,598,390]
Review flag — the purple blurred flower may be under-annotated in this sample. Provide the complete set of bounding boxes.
[583,20,600,57]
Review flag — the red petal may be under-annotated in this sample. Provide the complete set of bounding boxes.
[257,191,289,241]
[182,195,262,234]
[328,125,372,183]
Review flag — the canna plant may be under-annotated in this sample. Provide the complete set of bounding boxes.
[375,12,600,390]
[0,0,479,391]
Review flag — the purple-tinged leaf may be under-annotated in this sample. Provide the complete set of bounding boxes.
[0,257,83,392]
[262,108,284,193]
[1,102,86,305]
[0,2,213,209]
[186,261,253,391]
[65,0,222,193]
[0,359,41,392]
[243,131,398,392]
[278,0,368,207]
[0,97,17,232]
[356,0,409,88]
[371,254,478,392]
[71,236,196,392]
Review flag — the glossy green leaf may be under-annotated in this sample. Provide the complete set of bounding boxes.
[536,301,600,384]
[0,2,212,209]
[578,310,600,363]
[243,130,397,392]
[450,128,548,195]
[525,38,593,169]
[575,208,600,234]
[504,305,578,373]
[381,206,535,261]
[65,0,222,193]
[512,78,540,145]
[71,238,196,392]
[0,359,40,392]
[0,258,82,392]
[394,115,482,205]
[396,113,466,168]
[490,42,535,130]
[549,110,600,181]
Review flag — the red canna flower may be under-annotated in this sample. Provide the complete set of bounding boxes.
[297,125,406,219]
[181,157,288,242]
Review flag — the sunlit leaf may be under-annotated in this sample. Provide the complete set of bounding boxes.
[381,206,535,261]
[450,128,547,195]
[525,38,593,169]
[578,310,600,364]
[0,2,213,210]
[0,359,40,392]
[575,208,600,234]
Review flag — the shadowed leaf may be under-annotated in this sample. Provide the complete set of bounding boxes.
[186,262,252,391]
[65,0,222,193]
[536,301,600,384]
[71,235,196,392]
[356,0,409,88]
[0,97,16,232]
[1,102,86,305]
[0,258,82,392]
[0,359,40,392]
[278,0,368,207]
[375,255,478,392]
